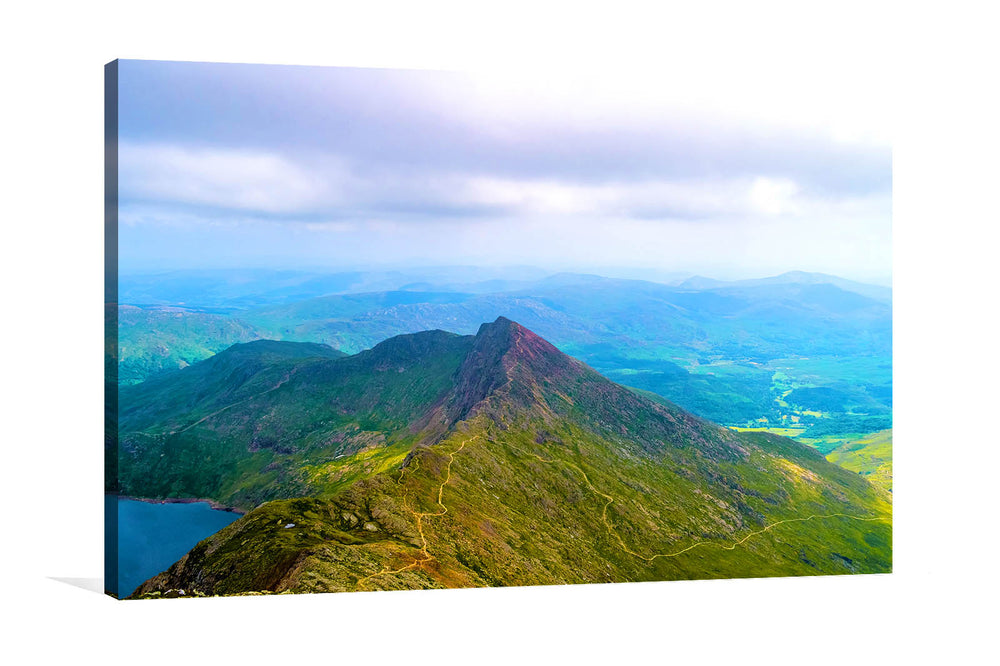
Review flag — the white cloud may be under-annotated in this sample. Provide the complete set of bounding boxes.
[118,142,352,214]
[117,143,888,262]
[458,175,812,220]
[748,177,801,215]
[302,221,359,232]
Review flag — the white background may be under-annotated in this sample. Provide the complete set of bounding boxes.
[2,1,997,663]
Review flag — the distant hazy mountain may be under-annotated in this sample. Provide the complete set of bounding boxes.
[679,271,891,302]
[118,266,558,309]
[120,267,890,308]
[240,274,891,359]
[115,305,268,384]
[123,319,890,597]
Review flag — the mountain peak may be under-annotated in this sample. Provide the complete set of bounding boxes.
[475,315,527,337]
[367,328,461,359]
[443,317,582,422]
[476,315,517,334]
[473,316,562,364]
[220,339,344,360]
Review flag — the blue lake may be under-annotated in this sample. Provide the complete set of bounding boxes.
[112,497,242,598]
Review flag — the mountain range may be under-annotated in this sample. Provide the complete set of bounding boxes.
[677,270,891,302]
[118,318,891,597]
[115,269,891,438]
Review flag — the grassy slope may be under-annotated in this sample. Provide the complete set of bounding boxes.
[131,320,890,597]
[135,417,890,598]
[825,429,893,493]
[116,335,462,508]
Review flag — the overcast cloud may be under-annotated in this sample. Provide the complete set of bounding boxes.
[117,60,892,284]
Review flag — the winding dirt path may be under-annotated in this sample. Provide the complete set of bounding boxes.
[356,435,883,590]
[509,443,883,563]
[355,436,474,590]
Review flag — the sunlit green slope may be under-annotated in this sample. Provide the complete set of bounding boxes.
[826,429,893,493]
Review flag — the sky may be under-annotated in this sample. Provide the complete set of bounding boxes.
[116,60,892,285]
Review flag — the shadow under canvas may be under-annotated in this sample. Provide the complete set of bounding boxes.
[49,577,105,595]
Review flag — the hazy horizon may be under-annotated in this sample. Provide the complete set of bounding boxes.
[117,263,892,289]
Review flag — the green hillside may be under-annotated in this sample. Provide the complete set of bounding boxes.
[125,319,890,597]
[116,335,457,508]
[117,305,268,384]
[826,429,893,493]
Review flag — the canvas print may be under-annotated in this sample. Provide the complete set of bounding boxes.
[105,59,892,599]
